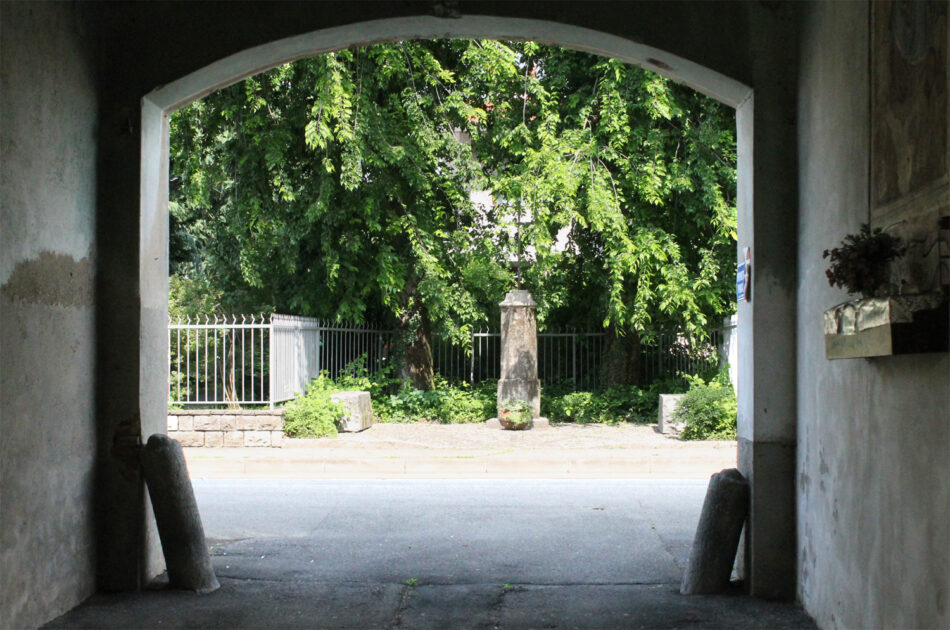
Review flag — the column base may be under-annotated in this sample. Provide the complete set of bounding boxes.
[497,378,541,418]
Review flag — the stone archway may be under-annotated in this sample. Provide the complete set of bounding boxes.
[126,12,797,601]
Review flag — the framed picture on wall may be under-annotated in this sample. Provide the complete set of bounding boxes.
[870,0,949,294]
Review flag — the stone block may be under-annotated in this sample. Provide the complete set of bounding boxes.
[218,415,237,431]
[244,431,272,447]
[193,416,219,431]
[174,431,205,447]
[270,431,283,447]
[236,414,282,431]
[532,417,551,429]
[223,431,245,447]
[259,414,284,431]
[657,394,686,434]
[178,416,194,432]
[167,416,179,432]
[204,431,224,448]
[331,391,375,432]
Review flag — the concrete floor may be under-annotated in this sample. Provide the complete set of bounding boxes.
[46,480,815,629]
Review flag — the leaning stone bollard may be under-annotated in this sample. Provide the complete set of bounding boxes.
[680,467,749,595]
[140,434,220,593]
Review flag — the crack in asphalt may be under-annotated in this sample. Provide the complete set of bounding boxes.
[386,583,415,629]
[213,574,678,588]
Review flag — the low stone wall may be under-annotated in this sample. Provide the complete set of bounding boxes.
[167,409,284,447]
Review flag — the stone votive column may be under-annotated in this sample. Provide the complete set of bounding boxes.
[497,289,541,419]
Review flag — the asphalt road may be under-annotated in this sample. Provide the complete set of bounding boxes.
[196,479,706,586]
[48,479,817,629]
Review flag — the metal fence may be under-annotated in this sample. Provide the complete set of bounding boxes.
[434,329,720,388]
[432,329,607,389]
[269,315,394,402]
[170,315,727,406]
[168,314,271,406]
[640,330,723,384]
[168,315,394,407]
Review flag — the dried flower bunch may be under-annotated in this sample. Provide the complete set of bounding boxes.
[822,223,905,298]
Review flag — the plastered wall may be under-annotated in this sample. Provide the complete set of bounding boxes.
[0,4,99,628]
[797,3,950,628]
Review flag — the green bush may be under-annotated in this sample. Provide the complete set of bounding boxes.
[547,391,596,423]
[433,380,496,423]
[332,356,397,401]
[376,377,495,424]
[282,353,731,431]
[674,374,737,440]
[542,383,664,424]
[283,359,498,433]
[282,375,344,438]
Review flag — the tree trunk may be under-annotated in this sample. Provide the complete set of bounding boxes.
[403,309,435,390]
[398,277,435,391]
[603,325,642,386]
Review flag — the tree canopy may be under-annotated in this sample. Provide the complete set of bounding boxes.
[169,39,736,387]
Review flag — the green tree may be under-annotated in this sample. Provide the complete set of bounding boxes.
[448,42,737,383]
[171,42,509,389]
[169,40,736,388]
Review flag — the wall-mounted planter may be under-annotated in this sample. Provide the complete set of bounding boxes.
[824,294,948,359]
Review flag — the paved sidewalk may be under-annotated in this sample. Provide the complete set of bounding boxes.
[184,422,738,479]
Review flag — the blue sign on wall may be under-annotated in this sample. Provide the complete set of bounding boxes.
[736,262,746,301]
[736,247,751,302]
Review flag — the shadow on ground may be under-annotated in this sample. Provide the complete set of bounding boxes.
[46,480,815,629]
[46,578,815,629]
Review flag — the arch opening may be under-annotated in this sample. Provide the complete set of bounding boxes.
[136,13,773,602]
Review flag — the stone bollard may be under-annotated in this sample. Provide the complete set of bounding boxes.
[680,467,749,595]
[497,289,541,420]
[140,434,220,593]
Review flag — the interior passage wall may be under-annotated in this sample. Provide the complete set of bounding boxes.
[796,2,950,628]
[0,4,99,627]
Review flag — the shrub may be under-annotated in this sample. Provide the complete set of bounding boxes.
[674,374,737,440]
[542,384,663,424]
[282,353,733,431]
[433,380,496,423]
[546,391,601,423]
[333,355,397,401]
[282,375,344,438]
[376,377,495,424]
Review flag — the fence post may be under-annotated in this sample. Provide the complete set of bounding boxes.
[268,315,275,408]
[470,330,476,383]
[572,331,577,389]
